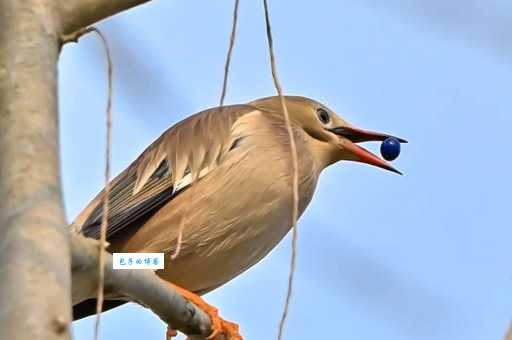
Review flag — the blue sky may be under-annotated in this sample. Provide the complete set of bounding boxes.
[60,1,512,339]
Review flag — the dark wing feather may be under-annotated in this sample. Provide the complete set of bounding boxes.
[80,160,175,239]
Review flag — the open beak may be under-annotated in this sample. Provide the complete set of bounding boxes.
[329,126,407,175]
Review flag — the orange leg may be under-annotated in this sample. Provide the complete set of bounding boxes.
[165,282,242,340]
[166,327,177,339]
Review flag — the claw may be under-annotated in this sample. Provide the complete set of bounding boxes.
[203,305,241,340]
[164,281,243,340]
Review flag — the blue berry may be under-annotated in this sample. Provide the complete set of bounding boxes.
[380,137,401,161]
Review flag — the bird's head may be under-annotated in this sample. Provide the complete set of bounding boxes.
[250,96,407,174]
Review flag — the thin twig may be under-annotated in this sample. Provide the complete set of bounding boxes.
[62,26,114,340]
[219,0,240,107]
[94,27,113,340]
[262,1,300,340]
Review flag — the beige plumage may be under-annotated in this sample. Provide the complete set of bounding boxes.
[72,96,405,337]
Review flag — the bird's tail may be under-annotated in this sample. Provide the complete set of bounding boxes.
[73,299,127,320]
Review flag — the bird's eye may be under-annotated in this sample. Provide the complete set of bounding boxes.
[317,108,330,124]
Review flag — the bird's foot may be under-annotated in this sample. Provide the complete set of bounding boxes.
[166,326,178,339]
[166,282,242,340]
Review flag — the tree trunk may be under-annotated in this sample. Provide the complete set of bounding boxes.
[0,1,71,339]
[0,1,212,339]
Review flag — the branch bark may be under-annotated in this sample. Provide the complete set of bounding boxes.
[71,235,211,337]
[0,1,72,339]
[59,0,151,34]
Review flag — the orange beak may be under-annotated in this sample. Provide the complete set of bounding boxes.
[329,126,407,175]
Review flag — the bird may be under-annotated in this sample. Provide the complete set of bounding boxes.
[71,95,406,339]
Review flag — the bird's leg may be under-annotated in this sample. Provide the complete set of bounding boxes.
[166,326,178,339]
[164,282,242,340]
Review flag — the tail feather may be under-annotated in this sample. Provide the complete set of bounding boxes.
[73,299,127,320]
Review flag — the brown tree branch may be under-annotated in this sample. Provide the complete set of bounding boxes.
[71,235,212,338]
[0,1,72,339]
[58,0,152,34]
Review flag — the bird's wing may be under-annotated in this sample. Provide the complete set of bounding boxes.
[73,104,260,240]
